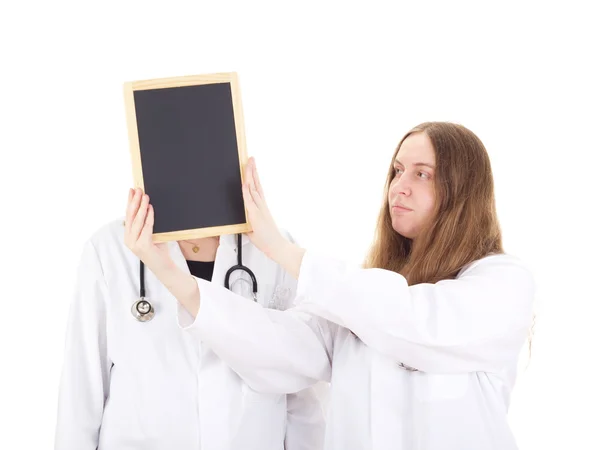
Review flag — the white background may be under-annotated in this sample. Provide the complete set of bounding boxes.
[1,0,599,448]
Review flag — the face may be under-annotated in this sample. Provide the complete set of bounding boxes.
[388,132,437,239]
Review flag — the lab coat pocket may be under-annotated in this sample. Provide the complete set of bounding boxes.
[415,373,469,402]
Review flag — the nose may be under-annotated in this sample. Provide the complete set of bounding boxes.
[390,173,412,198]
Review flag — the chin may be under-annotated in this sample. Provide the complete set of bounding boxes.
[396,230,415,239]
[391,222,415,239]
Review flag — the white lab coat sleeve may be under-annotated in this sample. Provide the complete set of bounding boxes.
[294,249,535,374]
[177,282,334,394]
[55,240,112,450]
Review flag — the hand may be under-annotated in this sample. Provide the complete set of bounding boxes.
[124,188,200,316]
[124,188,173,274]
[242,157,288,258]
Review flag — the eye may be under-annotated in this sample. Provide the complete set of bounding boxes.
[417,171,431,179]
[394,167,403,176]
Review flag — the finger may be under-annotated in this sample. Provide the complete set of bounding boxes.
[139,203,155,244]
[245,158,257,193]
[124,188,134,224]
[246,159,263,203]
[252,159,265,200]
[125,188,142,232]
[242,183,258,214]
[131,193,150,242]
[244,181,274,234]
[242,182,253,207]
[247,167,267,211]
[248,173,275,223]
[249,181,263,208]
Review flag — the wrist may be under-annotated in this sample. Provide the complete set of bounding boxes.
[152,259,183,290]
[268,235,292,262]
[272,239,306,279]
[154,260,200,317]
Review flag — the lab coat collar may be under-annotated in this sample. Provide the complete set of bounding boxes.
[167,233,250,273]
[218,232,251,251]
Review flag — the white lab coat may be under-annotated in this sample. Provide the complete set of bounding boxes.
[180,248,536,450]
[55,218,327,450]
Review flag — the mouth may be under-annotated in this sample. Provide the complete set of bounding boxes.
[391,205,413,213]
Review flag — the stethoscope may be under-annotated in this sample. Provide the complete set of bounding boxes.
[132,234,258,322]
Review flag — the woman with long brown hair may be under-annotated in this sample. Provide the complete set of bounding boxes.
[126,121,535,449]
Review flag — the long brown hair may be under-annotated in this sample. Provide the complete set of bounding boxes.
[364,122,503,285]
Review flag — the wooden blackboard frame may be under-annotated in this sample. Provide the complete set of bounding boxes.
[123,72,251,242]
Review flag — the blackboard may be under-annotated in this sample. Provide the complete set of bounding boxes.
[123,73,251,242]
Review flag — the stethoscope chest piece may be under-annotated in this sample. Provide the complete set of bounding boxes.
[132,297,155,322]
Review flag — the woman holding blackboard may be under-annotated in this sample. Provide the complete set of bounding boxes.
[127,122,535,450]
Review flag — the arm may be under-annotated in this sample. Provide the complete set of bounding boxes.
[140,228,332,392]
[123,188,332,392]
[55,240,112,450]
[294,250,535,374]
[177,278,334,393]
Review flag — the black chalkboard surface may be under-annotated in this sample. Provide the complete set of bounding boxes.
[123,73,251,242]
